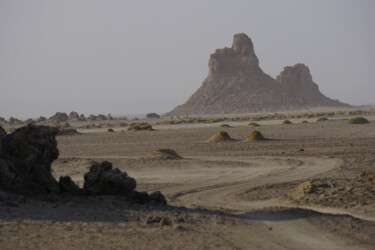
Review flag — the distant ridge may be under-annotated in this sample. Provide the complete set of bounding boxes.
[166,33,349,116]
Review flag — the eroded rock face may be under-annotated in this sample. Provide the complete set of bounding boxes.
[49,112,68,123]
[68,111,79,120]
[166,33,349,116]
[83,161,136,195]
[276,64,345,107]
[0,124,60,194]
[8,117,24,126]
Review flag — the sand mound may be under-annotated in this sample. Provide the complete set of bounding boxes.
[245,130,265,141]
[206,131,233,143]
[146,148,182,160]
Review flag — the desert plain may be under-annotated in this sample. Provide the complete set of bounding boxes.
[0,114,375,250]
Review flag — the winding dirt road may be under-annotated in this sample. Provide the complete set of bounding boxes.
[128,156,372,250]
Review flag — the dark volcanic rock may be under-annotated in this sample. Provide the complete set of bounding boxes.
[0,124,60,194]
[0,126,5,153]
[59,176,81,195]
[83,161,136,195]
[166,33,349,116]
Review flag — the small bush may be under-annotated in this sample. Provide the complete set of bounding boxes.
[252,116,263,121]
[282,120,292,124]
[301,120,308,124]
[347,117,369,124]
[146,112,160,119]
[317,117,328,122]
[127,123,153,131]
[248,122,260,127]
[107,128,114,132]
[220,124,231,128]
[245,130,265,141]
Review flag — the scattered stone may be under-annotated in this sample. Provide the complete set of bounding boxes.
[146,216,162,224]
[160,217,171,226]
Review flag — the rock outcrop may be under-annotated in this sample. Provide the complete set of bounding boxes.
[0,124,167,205]
[166,33,349,116]
[49,112,68,123]
[68,111,79,120]
[83,161,136,195]
[0,124,60,194]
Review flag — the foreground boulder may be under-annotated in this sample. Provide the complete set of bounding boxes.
[0,124,60,194]
[83,161,136,195]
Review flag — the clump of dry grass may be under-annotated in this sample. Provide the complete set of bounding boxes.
[245,130,265,141]
[282,120,292,125]
[317,117,328,122]
[146,148,182,160]
[127,122,153,131]
[206,131,232,143]
[248,122,260,127]
[347,117,369,124]
[220,124,231,128]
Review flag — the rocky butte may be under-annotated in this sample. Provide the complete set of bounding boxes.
[166,33,349,116]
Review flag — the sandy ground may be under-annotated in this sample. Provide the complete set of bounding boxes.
[1,118,375,249]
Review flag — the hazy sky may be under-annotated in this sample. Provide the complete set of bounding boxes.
[1,0,374,119]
